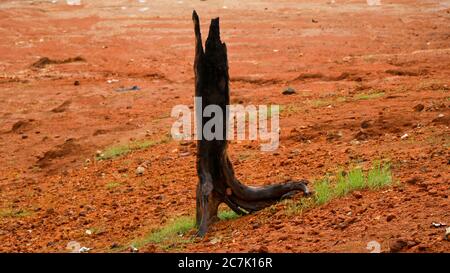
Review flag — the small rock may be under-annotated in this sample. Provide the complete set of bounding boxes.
[74,80,80,86]
[405,176,421,185]
[386,214,396,222]
[360,120,371,129]
[282,87,296,95]
[390,239,407,252]
[431,222,446,228]
[79,246,91,253]
[413,104,424,112]
[352,191,363,199]
[400,133,409,140]
[135,166,145,176]
[445,227,450,241]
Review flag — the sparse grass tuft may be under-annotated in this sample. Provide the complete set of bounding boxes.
[132,216,195,250]
[129,210,241,251]
[287,161,393,215]
[334,171,350,197]
[313,178,333,205]
[347,167,365,190]
[97,136,170,160]
[354,91,385,100]
[367,162,392,189]
[218,209,239,220]
[0,209,31,218]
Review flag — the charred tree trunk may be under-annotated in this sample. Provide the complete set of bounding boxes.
[193,11,310,236]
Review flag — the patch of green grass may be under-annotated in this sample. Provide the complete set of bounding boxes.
[0,209,31,218]
[126,209,241,251]
[367,162,392,189]
[347,167,365,190]
[132,216,195,250]
[97,136,170,160]
[354,91,385,100]
[334,171,350,197]
[97,144,131,160]
[334,167,365,197]
[287,161,393,215]
[218,209,239,220]
[314,178,333,205]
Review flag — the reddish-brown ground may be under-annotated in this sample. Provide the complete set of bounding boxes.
[0,0,449,253]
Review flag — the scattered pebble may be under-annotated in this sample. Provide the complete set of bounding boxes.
[135,166,145,176]
[107,79,119,84]
[445,227,450,241]
[79,246,91,253]
[386,214,396,222]
[360,120,371,129]
[400,133,409,140]
[282,87,296,95]
[431,222,446,228]
[352,191,363,199]
[413,103,424,112]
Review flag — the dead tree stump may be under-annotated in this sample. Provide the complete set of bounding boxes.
[193,11,310,236]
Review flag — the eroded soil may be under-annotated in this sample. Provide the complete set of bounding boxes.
[0,0,449,252]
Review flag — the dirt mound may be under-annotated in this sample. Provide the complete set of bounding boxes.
[31,56,86,69]
[9,119,36,134]
[293,72,353,81]
[36,138,81,168]
[385,69,428,77]
[51,100,72,113]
